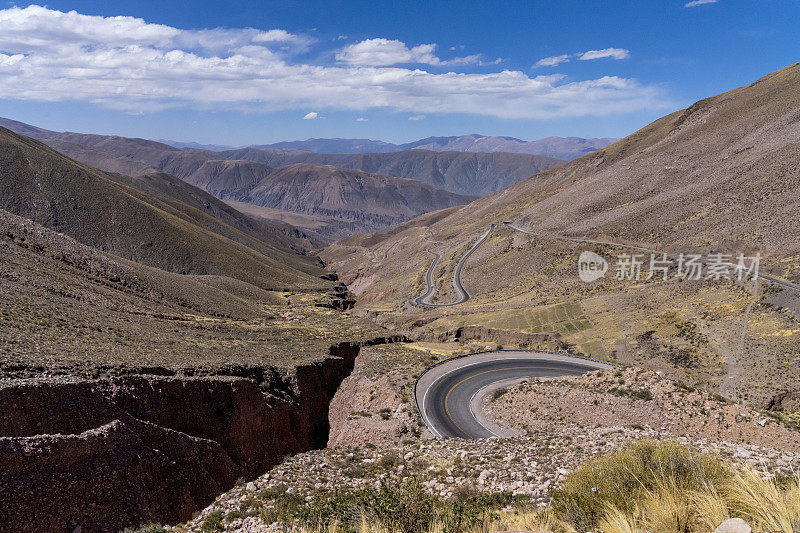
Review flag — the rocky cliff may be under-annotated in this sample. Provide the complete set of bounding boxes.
[0,341,394,532]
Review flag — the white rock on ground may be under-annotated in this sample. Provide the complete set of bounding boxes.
[714,517,752,533]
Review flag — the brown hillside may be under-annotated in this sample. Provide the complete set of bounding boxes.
[220,147,564,196]
[244,163,474,226]
[0,121,483,240]
[0,127,326,291]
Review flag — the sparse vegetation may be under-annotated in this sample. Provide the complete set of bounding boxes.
[200,442,800,532]
[550,440,800,533]
[241,477,514,533]
[199,510,224,532]
[123,525,167,533]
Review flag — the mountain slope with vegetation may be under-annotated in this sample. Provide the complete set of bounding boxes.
[0,126,393,531]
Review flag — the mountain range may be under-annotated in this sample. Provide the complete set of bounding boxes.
[242,134,617,161]
[0,126,325,289]
[0,118,565,240]
[0,119,481,240]
[217,147,562,196]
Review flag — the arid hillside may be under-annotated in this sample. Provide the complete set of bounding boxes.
[178,161,473,240]
[220,146,564,196]
[0,119,481,240]
[0,127,325,290]
[245,164,473,223]
[322,62,800,406]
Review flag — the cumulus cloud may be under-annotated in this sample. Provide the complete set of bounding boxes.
[0,5,311,53]
[303,112,319,119]
[578,48,631,61]
[335,38,482,66]
[685,0,718,6]
[534,54,572,68]
[355,117,368,121]
[253,29,299,43]
[336,38,436,65]
[408,115,426,121]
[0,6,667,119]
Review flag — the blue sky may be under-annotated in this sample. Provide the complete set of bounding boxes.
[0,0,797,145]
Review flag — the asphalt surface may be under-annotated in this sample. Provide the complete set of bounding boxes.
[416,351,613,439]
[413,224,495,307]
[370,237,405,264]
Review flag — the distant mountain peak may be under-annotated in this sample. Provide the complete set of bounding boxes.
[252,134,617,161]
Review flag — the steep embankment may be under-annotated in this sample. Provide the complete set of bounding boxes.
[0,340,399,532]
[0,207,399,531]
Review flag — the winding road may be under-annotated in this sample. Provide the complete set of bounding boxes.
[413,224,495,307]
[409,223,796,439]
[370,237,406,264]
[415,350,613,438]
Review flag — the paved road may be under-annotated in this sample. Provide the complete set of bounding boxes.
[370,237,405,264]
[415,351,613,438]
[413,224,495,307]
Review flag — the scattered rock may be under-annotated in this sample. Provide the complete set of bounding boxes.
[714,518,752,533]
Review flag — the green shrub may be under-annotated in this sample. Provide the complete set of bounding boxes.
[491,387,508,401]
[258,486,306,524]
[122,525,167,533]
[377,452,400,469]
[292,490,363,532]
[551,440,732,531]
[362,477,437,533]
[200,510,224,532]
[256,476,514,533]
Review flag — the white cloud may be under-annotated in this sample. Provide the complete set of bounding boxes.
[536,48,630,67]
[579,48,631,61]
[303,112,319,119]
[685,0,718,6]
[336,38,438,66]
[0,5,311,53]
[443,54,483,66]
[334,38,481,66]
[0,6,668,120]
[408,115,426,121]
[355,117,368,121]
[253,29,298,43]
[534,54,572,68]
